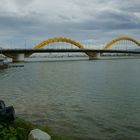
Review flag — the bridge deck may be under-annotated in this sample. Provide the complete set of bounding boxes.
[1,49,140,54]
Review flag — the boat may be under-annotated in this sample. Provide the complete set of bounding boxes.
[0,59,9,69]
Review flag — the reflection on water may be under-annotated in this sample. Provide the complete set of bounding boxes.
[0,59,140,140]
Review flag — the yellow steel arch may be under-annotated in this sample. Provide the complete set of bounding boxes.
[104,36,140,49]
[34,37,84,49]
[33,37,96,59]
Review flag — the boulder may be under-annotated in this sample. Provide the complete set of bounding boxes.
[28,129,51,140]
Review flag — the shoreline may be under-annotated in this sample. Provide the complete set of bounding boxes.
[0,117,72,140]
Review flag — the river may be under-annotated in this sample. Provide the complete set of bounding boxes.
[0,58,140,140]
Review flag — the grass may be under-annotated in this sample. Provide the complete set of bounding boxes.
[0,117,72,140]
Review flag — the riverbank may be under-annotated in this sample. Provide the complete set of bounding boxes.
[0,117,72,140]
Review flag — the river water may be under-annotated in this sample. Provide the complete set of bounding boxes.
[0,58,140,140]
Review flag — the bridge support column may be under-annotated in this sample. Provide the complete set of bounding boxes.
[13,53,25,62]
[87,52,100,60]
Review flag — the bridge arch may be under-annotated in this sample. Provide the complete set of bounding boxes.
[104,36,140,49]
[32,37,97,59]
[34,37,84,49]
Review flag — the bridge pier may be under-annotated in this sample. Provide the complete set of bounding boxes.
[13,53,25,62]
[87,52,100,60]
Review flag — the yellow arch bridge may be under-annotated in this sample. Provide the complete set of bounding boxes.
[2,36,140,62]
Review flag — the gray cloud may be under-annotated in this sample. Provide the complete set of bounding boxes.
[0,0,139,47]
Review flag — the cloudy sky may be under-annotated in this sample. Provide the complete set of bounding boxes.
[0,0,140,48]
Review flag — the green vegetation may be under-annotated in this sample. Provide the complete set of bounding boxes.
[0,118,72,140]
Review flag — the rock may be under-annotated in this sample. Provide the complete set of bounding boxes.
[28,129,51,140]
